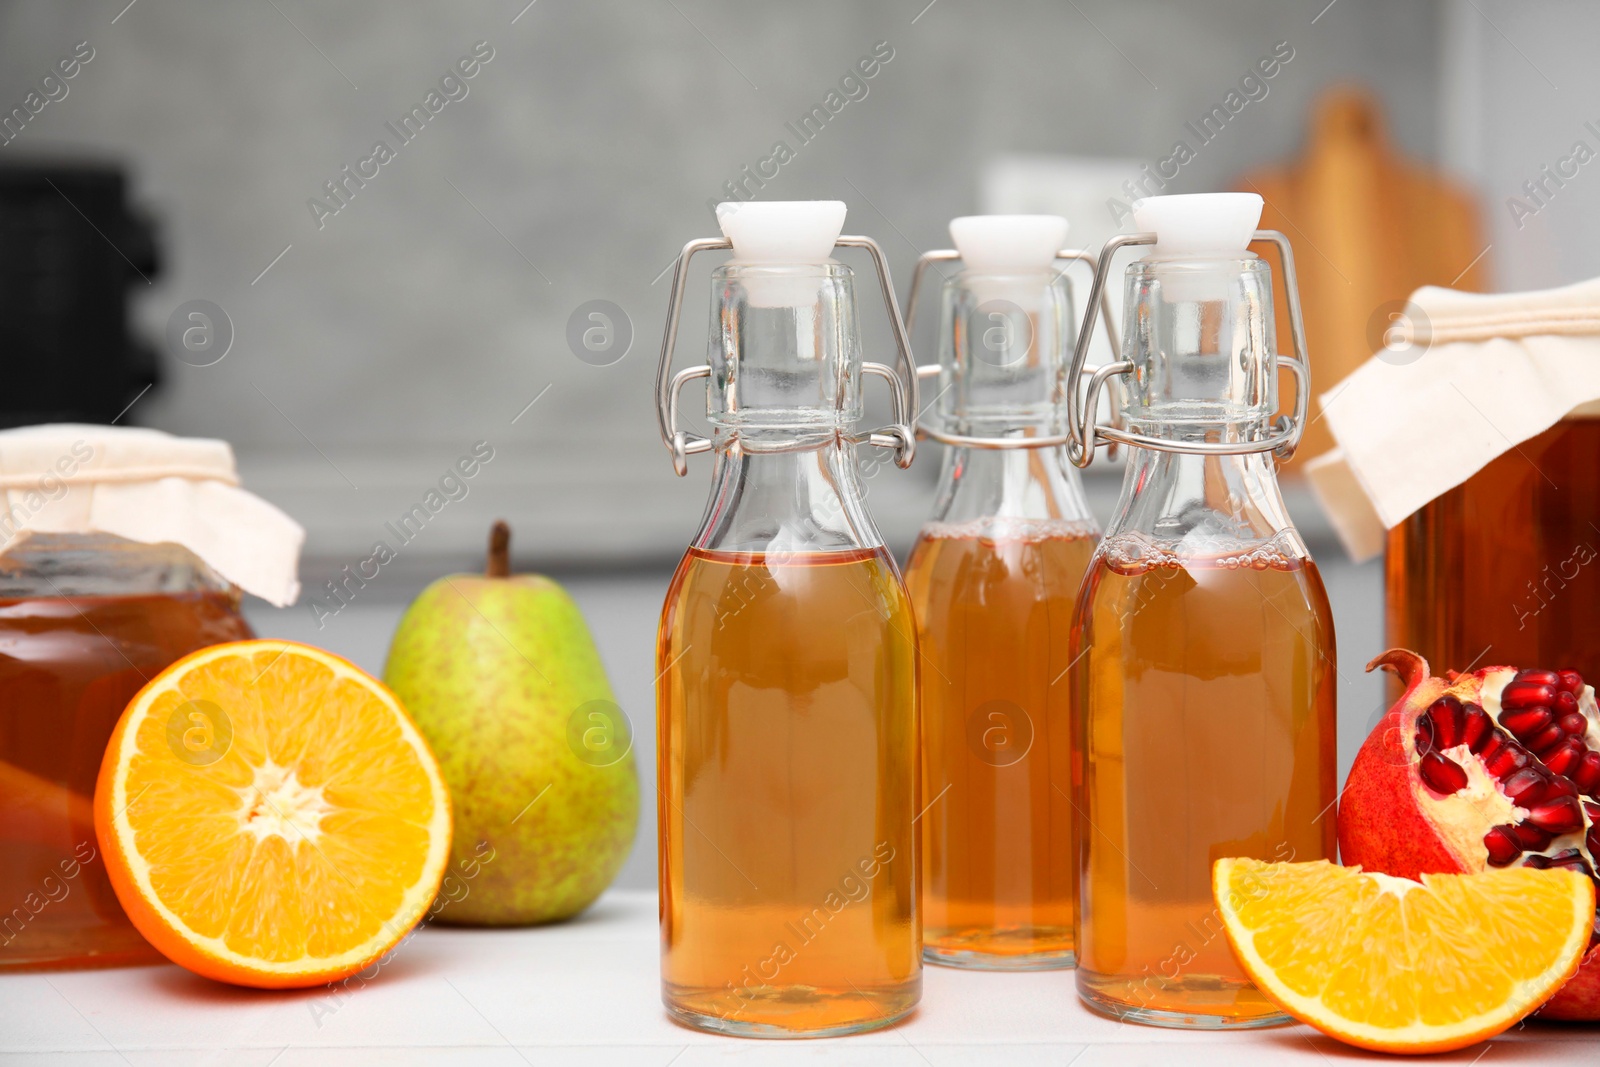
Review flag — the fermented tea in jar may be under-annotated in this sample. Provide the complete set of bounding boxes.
[0,426,302,969]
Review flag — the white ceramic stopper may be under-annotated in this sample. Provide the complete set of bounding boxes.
[716,200,846,264]
[948,215,1068,273]
[1132,193,1263,256]
[715,200,847,307]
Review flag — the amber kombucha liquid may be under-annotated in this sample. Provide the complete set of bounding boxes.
[903,518,1096,968]
[657,546,920,1036]
[1388,418,1600,688]
[1073,547,1336,1026]
[0,591,253,969]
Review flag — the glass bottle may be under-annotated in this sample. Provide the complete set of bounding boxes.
[1065,194,1337,1028]
[653,201,922,1038]
[901,216,1104,969]
[0,534,254,969]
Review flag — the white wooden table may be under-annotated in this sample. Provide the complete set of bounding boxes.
[2,890,1595,1065]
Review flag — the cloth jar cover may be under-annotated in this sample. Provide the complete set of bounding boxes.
[0,424,304,606]
[1305,276,1600,561]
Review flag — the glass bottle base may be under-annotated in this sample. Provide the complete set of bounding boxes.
[1076,970,1291,1030]
[923,927,1075,971]
[663,979,920,1039]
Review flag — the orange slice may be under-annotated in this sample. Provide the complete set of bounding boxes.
[1214,858,1594,1053]
[93,640,451,988]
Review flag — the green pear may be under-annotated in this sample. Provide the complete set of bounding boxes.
[383,520,638,925]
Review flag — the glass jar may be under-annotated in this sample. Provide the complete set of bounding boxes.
[653,204,921,1038]
[1386,410,1600,685]
[0,533,254,969]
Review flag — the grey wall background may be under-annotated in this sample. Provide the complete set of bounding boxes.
[1440,0,1600,291]
[1,0,1453,572]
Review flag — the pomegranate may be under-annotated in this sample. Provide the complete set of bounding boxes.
[1338,649,1600,1020]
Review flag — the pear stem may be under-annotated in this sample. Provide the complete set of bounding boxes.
[487,520,511,578]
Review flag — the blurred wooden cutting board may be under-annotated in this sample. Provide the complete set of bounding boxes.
[1237,87,1489,471]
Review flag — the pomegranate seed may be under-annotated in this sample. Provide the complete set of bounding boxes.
[1585,801,1600,819]
[1499,705,1554,738]
[1525,849,1592,876]
[1544,740,1584,777]
[1418,751,1469,795]
[1502,679,1558,709]
[1555,690,1580,717]
[1514,668,1563,688]
[1526,795,1586,834]
[1561,855,1594,877]
[1526,723,1567,755]
[1483,737,1531,779]
[1503,767,1548,805]
[1589,824,1600,859]
[1559,669,1586,696]
[1484,825,1522,866]
[1545,774,1579,798]
[1573,752,1600,794]
[1511,822,1554,851]
[1413,715,1436,756]
[1462,704,1494,752]
[1428,696,1465,749]
[1565,856,1596,878]
[1558,712,1590,735]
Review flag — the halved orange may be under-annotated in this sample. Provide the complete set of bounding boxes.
[1214,858,1594,1053]
[93,640,451,988]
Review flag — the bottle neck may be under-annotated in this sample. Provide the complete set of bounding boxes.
[706,262,862,436]
[933,268,1073,442]
[692,437,884,555]
[1105,254,1300,556]
[1118,255,1279,438]
[1102,441,1304,560]
[926,442,1096,534]
[1124,412,1277,446]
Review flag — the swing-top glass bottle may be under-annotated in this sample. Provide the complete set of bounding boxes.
[653,200,923,1038]
[901,215,1110,970]
[1066,193,1337,1028]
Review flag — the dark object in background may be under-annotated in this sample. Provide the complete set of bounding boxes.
[0,162,159,428]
